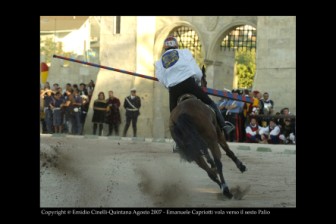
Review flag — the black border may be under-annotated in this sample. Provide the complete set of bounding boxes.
[18,14,302,217]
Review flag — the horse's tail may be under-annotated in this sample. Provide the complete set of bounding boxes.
[172,113,207,162]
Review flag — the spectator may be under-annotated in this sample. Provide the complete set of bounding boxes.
[256,91,264,115]
[79,83,88,96]
[279,118,296,144]
[245,117,262,143]
[63,88,75,134]
[72,84,79,92]
[223,90,245,142]
[92,92,107,136]
[250,90,261,116]
[242,89,251,127]
[50,92,65,133]
[218,97,229,120]
[52,83,59,92]
[261,92,274,115]
[280,107,294,128]
[40,89,47,133]
[56,87,62,94]
[105,91,121,136]
[63,83,72,97]
[80,95,89,133]
[87,80,95,93]
[72,89,83,135]
[87,81,95,102]
[44,82,50,90]
[260,119,281,144]
[122,88,141,137]
[253,91,266,126]
[40,88,54,134]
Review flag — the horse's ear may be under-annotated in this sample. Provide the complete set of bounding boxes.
[202,65,206,76]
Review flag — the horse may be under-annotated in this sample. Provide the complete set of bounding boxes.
[169,68,247,199]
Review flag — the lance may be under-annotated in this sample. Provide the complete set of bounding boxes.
[53,55,253,103]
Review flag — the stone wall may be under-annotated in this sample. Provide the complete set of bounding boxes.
[47,56,99,90]
[254,16,296,114]
[83,16,138,136]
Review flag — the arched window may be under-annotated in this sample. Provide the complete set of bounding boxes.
[221,25,256,51]
[220,25,257,89]
[168,26,203,66]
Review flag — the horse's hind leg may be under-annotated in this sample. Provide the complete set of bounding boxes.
[194,156,221,188]
[209,142,233,199]
[218,134,247,173]
[203,149,216,169]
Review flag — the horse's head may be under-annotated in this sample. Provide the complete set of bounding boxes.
[201,65,207,88]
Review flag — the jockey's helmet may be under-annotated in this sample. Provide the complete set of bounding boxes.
[164,36,178,50]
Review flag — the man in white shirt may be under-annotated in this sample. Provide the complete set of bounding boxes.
[259,119,281,144]
[155,36,233,135]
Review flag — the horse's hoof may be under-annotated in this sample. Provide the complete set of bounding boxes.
[223,187,233,199]
[239,164,247,173]
[237,162,247,173]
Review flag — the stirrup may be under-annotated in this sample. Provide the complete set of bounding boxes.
[222,121,235,134]
[225,121,235,127]
[222,126,235,135]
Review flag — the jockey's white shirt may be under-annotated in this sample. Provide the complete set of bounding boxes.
[155,49,202,88]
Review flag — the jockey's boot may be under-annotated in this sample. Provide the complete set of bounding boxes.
[209,102,235,135]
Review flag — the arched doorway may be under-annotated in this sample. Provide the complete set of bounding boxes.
[206,22,257,92]
[220,25,257,90]
[166,26,204,67]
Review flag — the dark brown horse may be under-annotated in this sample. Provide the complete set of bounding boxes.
[169,68,247,199]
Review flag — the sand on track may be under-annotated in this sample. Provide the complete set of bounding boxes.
[40,135,296,208]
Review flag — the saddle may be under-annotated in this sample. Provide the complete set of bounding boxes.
[176,94,235,130]
[177,94,214,114]
[177,94,197,104]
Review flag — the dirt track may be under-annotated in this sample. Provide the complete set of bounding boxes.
[40,135,296,208]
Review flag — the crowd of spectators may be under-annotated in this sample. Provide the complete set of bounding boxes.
[40,82,295,144]
[218,89,295,144]
[40,81,141,137]
[40,80,95,135]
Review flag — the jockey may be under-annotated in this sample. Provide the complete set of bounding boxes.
[155,36,234,135]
